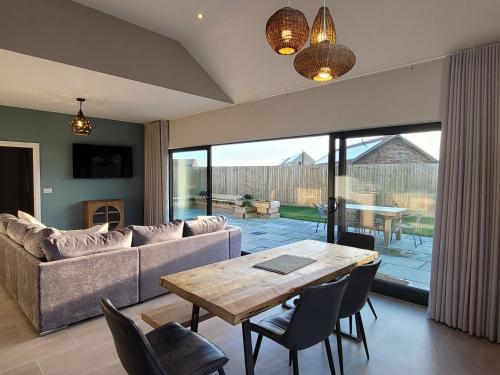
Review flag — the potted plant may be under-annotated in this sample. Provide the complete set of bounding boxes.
[233,193,257,217]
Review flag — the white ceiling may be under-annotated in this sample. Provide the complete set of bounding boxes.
[2,1,500,122]
[0,49,227,123]
[74,0,500,104]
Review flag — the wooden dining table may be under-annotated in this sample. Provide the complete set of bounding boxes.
[346,203,408,245]
[160,239,378,375]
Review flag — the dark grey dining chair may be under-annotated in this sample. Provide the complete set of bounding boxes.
[101,298,228,375]
[337,231,378,321]
[250,276,350,375]
[335,260,381,375]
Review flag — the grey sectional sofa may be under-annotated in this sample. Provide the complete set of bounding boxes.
[0,225,241,334]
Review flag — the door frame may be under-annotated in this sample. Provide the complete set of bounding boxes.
[0,141,41,220]
[168,146,212,221]
[330,122,441,306]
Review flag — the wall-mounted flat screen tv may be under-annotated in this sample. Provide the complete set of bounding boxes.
[73,144,133,178]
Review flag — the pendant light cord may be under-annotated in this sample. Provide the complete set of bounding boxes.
[323,0,326,35]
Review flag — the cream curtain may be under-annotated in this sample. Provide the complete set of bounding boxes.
[429,43,500,342]
[144,120,169,225]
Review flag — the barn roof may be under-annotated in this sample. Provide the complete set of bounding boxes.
[314,137,385,165]
[281,151,313,165]
[314,135,438,164]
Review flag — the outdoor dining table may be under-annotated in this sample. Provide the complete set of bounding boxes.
[346,203,409,245]
[159,239,378,375]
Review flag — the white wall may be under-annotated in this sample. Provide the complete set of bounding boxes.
[169,59,448,148]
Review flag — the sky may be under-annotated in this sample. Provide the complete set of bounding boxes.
[172,130,441,167]
[209,131,441,166]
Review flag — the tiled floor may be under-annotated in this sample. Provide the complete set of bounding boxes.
[1,284,499,375]
[177,207,433,290]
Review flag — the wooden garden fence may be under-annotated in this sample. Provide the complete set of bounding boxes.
[175,164,439,215]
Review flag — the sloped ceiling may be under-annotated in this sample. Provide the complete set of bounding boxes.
[1,0,500,122]
[74,0,500,104]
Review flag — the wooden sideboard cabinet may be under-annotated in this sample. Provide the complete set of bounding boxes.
[83,199,124,230]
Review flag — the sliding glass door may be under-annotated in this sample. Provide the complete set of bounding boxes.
[169,147,211,220]
[332,124,441,302]
[168,124,440,304]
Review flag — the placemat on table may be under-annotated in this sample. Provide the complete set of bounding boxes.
[253,254,317,275]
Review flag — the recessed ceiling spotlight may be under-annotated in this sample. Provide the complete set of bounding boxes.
[197,12,204,20]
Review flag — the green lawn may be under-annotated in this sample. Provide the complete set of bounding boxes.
[279,205,435,237]
[279,205,320,222]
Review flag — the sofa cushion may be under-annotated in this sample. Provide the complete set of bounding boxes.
[0,213,17,234]
[41,228,133,261]
[6,219,38,245]
[183,216,228,237]
[18,210,45,227]
[61,223,109,235]
[24,226,60,260]
[128,220,183,246]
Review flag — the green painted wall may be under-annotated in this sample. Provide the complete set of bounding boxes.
[0,105,144,229]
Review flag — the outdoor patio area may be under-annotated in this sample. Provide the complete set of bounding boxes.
[177,207,433,290]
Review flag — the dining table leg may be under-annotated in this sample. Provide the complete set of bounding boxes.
[241,320,255,375]
[383,216,392,245]
[191,304,200,332]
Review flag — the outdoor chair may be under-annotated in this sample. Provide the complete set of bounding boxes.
[391,213,423,247]
[346,208,361,233]
[251,277,350,375]
[101,298,228,375]
[315,203,328,232]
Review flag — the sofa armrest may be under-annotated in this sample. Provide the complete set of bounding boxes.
[16,249,41,331]
[38,247,139,334]
[226,225,242,258]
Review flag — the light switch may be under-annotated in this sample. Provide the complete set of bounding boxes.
[43,188,53,194]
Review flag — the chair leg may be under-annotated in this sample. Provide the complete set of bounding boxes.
[348,315,353,334]
[291,350,299,375]
[218,369,226,375]
[324,337,336,375]
[367,298,378,319]
[323,220,326,230]
[336,321,344,375]
[289,350,292,367]
[355,312,369,360]
[253,334,263,364]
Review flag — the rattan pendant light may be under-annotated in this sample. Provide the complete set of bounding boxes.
[293,1,355,82]
[69,98,92,135]
[310,6,336,45]
[266,1,309,55]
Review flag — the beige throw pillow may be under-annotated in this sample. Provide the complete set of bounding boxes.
[17,211,45,228]
[61,223,109,235]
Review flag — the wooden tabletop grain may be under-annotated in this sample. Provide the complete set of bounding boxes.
[160,240,378,325]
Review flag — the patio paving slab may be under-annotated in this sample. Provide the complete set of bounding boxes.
[178,207,434,290]
[420,262,432,272]
[378,255,426,269]
[379,263,431,286]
